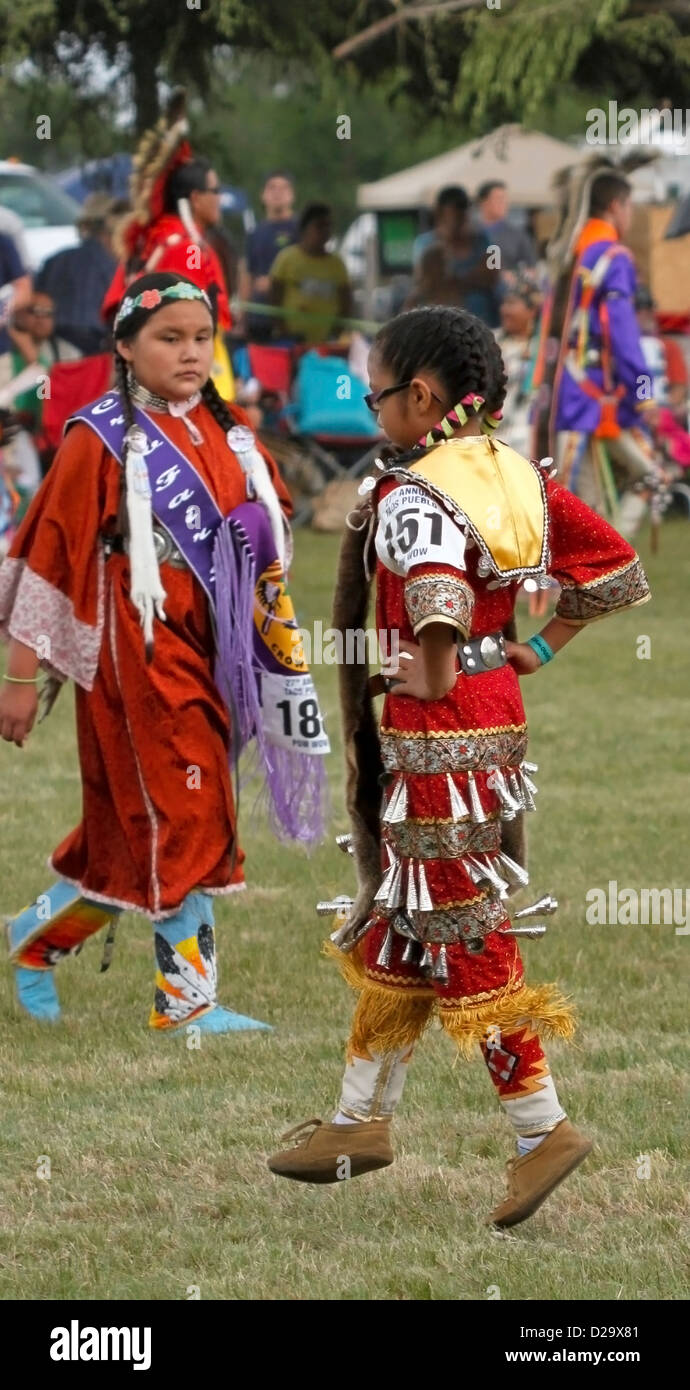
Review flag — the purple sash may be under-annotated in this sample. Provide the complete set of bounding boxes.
[69,391,328,845]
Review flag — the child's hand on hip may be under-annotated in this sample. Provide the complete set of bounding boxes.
[380,639,432,699]
[380,636,456,701]
[505,640,542,676]
[0,682,38,746]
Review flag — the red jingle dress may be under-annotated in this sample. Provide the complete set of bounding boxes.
[337,435,650,1068]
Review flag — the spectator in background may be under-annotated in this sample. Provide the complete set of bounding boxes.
[407,186,501,327]
[0,207,30,275]
[495,279,542,457]
[636,285,688,424]
[0,291,80,493]
[35,193,118,356]
[476,181,537,280]
[270,202,351,344]
[0,228,31,355]
[240,172,298,340]
[636,284,690,473]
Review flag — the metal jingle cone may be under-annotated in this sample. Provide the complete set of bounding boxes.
[519,772,537,813]
[464,855,486,884]
[406,861,418,912]
[467,770,488,824]
[508,769,526,810]
[382,776,408,825]
[381,778,402,824]
[498,851,530,887]
[402,937,420,965]
[432,943,449,984]
[387,858,403,909]
[417,861,434,911]
[514,895,558,920]
[374,856,397,903]
[330,915,370,950]
[469,853,508,894]
[490,767,521,818]
[316,896,353,917]
[335,833,354,855]
[419,946,434,974]
[502,924,547,940]
[376,924,395,968]
[521,769,539,797]
[446,772,470,822]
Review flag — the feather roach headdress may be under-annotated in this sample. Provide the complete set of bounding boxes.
[116,88,192,263]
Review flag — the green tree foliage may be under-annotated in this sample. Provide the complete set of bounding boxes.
[0,0,342,133]
[1,0,688,138]
[332,0,690,129]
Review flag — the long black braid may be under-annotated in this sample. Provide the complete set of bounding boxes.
[373,305,508,435]
[113,351,137,443]
[200,377,241,437]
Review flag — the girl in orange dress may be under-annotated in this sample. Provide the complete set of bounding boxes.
[268,306,650,1227]
[0,272,327,1032]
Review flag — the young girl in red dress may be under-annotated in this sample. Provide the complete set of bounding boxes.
[0,271,327,1033]
[268,305,650,1227]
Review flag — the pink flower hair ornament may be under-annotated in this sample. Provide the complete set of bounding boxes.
[114,281,212,331]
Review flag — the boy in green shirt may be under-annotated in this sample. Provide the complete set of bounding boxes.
[270,203,351,344]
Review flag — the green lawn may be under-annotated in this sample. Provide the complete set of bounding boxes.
[1,519,688,1301]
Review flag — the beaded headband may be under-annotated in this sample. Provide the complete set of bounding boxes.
[418,393,502,448]
[114,281,212,331]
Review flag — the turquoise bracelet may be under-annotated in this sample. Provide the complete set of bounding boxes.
[526,634,554,666]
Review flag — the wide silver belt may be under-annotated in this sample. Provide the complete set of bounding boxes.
[457,630,507,676]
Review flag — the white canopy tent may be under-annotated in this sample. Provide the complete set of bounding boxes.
[357,125,585,211]
[357,123,672,213]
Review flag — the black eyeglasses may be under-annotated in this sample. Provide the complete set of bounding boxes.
[364,380,413,413]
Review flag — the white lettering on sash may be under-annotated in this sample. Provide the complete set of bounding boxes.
[92,397,118,414]
[109,414,125,426]
[155,465,181,491]
[191,527,212,542]
[168,489,195,509]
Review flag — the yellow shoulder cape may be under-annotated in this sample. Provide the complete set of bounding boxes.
[394,436,548,578]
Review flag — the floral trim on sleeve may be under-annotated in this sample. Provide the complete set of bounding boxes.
[555,556,650,625]
[404,571,474,638]
[0,553,105,689]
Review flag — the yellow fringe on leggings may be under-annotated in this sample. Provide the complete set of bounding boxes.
[323,940,576,1061]
[438,980,576,1059]
[323,940,435,1059]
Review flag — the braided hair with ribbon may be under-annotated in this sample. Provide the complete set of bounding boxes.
[372,305,508,452]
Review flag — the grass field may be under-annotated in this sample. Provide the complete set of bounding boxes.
[1,519,688,1302]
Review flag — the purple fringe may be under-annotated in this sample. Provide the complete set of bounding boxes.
[249,742,330,849]
[213,518,328,847]
[213,520,261,749]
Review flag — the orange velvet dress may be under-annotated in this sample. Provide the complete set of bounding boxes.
[0,401,292,919]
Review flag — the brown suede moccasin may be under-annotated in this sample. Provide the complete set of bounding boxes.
[489,1118,593,1228]
[267,1117,394,1184]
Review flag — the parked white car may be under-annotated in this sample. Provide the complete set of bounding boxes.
[0,161,80,271]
